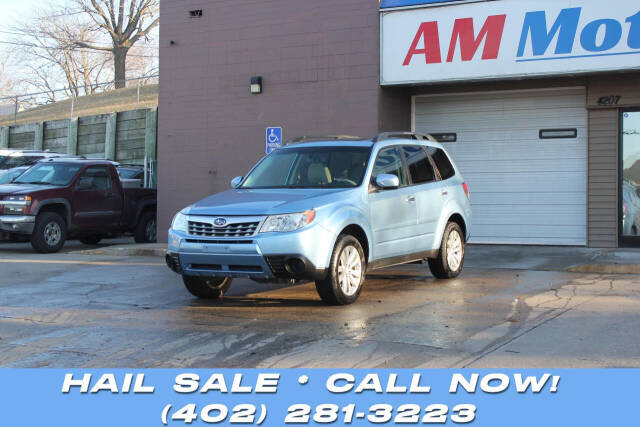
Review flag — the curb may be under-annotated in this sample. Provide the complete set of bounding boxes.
[568,264,640,274]
[78,247,167,258]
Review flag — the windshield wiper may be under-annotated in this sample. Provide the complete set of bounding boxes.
[15,181,57,186]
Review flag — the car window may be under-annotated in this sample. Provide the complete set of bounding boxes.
[372,147,407,187]
[77,166,112,191]
[403,146,436,185]
[13,163,81,186]
[241,147,370,189]
[427,147,456,180]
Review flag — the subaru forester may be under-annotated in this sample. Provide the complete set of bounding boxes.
[166,133,471,305]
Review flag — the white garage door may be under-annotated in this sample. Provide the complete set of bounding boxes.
[414,87,587,245]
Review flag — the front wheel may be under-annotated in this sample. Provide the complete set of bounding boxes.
[30,212,67,253]
[428,222,465,279]
[315,234,366,305]
[182,276,232,299]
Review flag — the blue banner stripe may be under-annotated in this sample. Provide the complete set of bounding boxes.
[380,0,465,9]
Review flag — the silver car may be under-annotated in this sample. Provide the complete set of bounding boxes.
[167,133,472,305]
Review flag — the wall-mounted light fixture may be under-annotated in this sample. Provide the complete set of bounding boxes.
[250,76,263,94]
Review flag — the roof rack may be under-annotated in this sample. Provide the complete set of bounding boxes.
[372,132,437,143]
[286,135,363,145]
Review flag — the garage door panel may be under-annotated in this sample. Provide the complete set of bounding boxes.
[472,192,586,206]
[456,158,586,174]
[474,224,586,240]
[472,206,586,226]
[414,88,587,245]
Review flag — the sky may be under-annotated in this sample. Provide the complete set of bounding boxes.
[0,0,68,43]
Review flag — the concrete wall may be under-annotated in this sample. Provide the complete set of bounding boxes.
[0,109,157,165]
[157,0,405,239]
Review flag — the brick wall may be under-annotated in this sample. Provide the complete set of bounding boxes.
[158,0,390,239]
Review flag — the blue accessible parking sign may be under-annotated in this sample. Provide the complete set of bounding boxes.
[266,127,282,154]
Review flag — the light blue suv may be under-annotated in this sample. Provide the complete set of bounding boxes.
[166,133,471,305]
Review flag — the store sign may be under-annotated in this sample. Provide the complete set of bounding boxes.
[380,0,468,9]
[381,0,640,85]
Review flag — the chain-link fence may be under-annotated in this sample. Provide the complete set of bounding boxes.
[0,74,159,126]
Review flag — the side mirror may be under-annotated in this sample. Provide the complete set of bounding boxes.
[375,174,400,190]
[231,176,243,189]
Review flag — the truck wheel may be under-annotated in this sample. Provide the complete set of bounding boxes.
[80,235,102,245]
[182,276,232,299]
[134,211,157,243]
[428,222,465,279]
[315,234,366,305]
[30,212,67,253]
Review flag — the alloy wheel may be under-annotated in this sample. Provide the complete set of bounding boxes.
[337,245,362,296]
[44,222,62,247]
[446,229,463,271]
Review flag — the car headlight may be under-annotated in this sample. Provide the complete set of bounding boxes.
[171,212,188,233]
[2,195,31,215]
[260,210,315,233]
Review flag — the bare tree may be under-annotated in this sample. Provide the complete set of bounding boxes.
[16,11,113,103]
[0,56,15,98]
[73,0,159,88]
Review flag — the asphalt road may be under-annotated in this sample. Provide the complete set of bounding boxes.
[0,241,639,368]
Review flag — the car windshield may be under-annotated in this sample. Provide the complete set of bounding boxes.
[241,146,371,189]
[118,168,143,179]
[13,163,82,186]
[0,155,42,170]
[0,167,28,184]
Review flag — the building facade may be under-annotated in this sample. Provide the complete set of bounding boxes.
[159,0,640,248]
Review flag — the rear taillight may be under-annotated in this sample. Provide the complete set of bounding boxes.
[462,182,470,200]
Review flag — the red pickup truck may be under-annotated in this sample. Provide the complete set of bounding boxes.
[0,158,157,253]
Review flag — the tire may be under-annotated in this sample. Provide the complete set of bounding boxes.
[428,222,465,279]
[134,211,157,243]
[182,275,232,299]
[80,235,102,245]
[315,234,366,305]
[30,212,67,254]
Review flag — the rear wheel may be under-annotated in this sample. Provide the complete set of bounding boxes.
[315,234,366,305]
[182,276,232,299]
[134,211,157,243]
[30,212,67,253]
[428,222,465,279]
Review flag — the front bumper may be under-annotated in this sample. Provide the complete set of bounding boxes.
[0,215,35,234]
[167,224,333,281]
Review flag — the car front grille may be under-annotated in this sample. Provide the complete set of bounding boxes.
[188,220,260,238]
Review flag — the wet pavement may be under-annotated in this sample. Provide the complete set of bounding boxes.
[0,241,639,368]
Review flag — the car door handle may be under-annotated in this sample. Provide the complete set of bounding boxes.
[441,190,449,196]
[106,192,114,199]
[405,196,416,203]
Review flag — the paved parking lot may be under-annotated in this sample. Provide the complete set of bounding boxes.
[0,241,639,368]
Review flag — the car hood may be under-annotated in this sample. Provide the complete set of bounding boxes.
[186,188,357,216]
[0,184,59,196]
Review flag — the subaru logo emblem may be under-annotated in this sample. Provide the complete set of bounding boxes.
[213,218,227,227]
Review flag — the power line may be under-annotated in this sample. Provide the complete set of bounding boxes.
[0,74,159,102]
[0,40,159,58]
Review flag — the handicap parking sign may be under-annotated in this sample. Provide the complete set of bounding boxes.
[266,127,282,154]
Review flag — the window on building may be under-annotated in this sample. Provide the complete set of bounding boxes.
[402,145,435,185]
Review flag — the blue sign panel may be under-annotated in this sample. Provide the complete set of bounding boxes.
[266,127,282,154]
[380,0,465,9]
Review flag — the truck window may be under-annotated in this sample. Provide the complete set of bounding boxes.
[77,166,112,191]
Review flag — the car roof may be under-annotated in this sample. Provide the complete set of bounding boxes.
[38,157,119,166]
[0,149,65,156]
[281,132,445,151]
